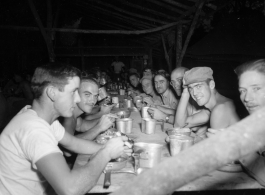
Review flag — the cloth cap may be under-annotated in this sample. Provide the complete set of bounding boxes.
[183,67,213,86]
[140,75,152,83]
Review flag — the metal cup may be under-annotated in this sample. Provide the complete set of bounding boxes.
[141,107,151,118]
[141,118,156,134]
[167,127,191,136]
[119,89,125,95]
[126,99,132,108]
[116,118,133,134]
[169,135,194,156]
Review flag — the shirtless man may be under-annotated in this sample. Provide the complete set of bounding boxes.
[62,77,114,141]
[0,63,131,195]
[182,67,239,132]
[173,67,210,142]
[234,59,265,187]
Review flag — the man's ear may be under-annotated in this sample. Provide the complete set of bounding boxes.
[209,80,215,89]
[46,86,57,102]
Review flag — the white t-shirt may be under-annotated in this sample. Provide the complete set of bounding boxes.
[0,106,65,195]
[111,61,125,74]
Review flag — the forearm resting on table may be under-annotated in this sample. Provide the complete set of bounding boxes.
[185,110,210,128]
[70,147,111,194]
[157,105,175,115]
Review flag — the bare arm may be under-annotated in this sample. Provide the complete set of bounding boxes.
[59,130,102,154]
[157,105,175,115]
[174,88,190,127]
[185,109,210,128]
[37,136,126,195]
[76,115,114,140]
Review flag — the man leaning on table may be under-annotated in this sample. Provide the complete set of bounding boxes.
[0,63,132,195]
[182,67,239,133]
[147,70,178,124]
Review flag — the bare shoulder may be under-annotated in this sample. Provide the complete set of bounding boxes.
[212,97,236,115]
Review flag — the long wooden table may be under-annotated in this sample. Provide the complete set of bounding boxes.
[73,105,264,194]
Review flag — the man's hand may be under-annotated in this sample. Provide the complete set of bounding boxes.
[206,128,224,138]
[100,104,114,114]
[143,97,154,106]
[147,107,167,121]
[96,115,115,133]
[104,136,133,159]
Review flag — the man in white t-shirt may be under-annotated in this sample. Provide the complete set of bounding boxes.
[0,63,132,195]
[111,56,125,74]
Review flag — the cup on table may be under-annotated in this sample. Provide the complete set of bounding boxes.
[141,118,156,134]
[141,106,151,118]
[169,135,194,156]
[116,118,133,134]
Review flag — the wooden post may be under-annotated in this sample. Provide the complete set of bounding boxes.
[177,0,205,67]
[27,0,55,62]
[112,106,265,195]
[175,24,182,67]
[161,34,170,71]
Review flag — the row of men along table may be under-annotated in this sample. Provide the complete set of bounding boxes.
[73,94,264,194]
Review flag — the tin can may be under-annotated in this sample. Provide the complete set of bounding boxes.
[126,99,132,108]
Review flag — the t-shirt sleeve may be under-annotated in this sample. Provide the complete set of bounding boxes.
[51,120,65,141]
[19,126,63,169]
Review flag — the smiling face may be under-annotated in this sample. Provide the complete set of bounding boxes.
[141,79,153,95]
[129,75,139,87]
[188,81,211,106]
[239,71,265,114]
[55,76,81,117]
[77,81,99,113]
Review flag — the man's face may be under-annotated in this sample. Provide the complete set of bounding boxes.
[55,76,81,117]
[188,81,211,106]
[142,79,153,95]
[77,81,99,113]
[239,71,265,114]
[171,71,184,95]
[129,75,139,87]
[154,75,169,94]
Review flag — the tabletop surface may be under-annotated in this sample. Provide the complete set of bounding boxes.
[73,101,264,193]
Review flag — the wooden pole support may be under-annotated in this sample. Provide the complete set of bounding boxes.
[111,106,265,195]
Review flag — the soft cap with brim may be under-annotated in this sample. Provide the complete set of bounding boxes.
[140,75,152,83]
[183,67,213,86]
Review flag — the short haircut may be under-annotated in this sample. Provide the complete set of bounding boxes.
[81,76,99,88]
[129,73,140,79]
[235,59,265,79]
[31,62,81,99]
[154,70,170,81]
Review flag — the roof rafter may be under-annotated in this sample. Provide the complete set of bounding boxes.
[90,0,170,24]
[116,0,180,21]
[161,0,192,10]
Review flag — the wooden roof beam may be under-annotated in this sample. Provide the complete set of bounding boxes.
[144,0,185,15]
[92,0,169,24]
[116,0,180,21]
[80,3,156,28]
[161,0,192,10]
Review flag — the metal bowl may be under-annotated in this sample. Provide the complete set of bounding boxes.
[166,127,191,136]
[115,110,131,118]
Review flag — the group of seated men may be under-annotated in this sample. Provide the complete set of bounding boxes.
[128,66,239,143]
[1,59,265,194]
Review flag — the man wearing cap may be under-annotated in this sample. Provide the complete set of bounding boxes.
[172,67,210,142]
[182,67,239,130]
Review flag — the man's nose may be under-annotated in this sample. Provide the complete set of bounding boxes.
[244,91,253,102]
[75,91,81,103]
